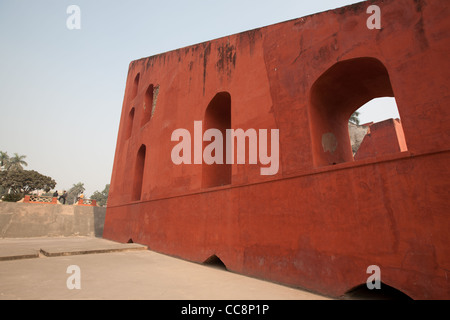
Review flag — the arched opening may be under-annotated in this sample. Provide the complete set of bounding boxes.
[132,145,146,201]
[309,57,406,167]
[127,238,134,243]
[343,283,413,300]
[350,97,408,159]
[202,92,232,188]
[130,73,140,101]
[125,107,135,140]
[141,84,154,127]
[203,254,227,270]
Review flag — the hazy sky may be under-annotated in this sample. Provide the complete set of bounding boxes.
[0,0,399,197]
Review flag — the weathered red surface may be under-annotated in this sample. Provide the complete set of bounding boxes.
[104,0,450,299]
[355,119,408,160]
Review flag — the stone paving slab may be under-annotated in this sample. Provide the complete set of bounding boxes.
[0,237,147,260]
[38,237,147,257]
[0,247,39,261]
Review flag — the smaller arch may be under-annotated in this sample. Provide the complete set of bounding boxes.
[125,107,135,140]
[132,144,146,201]
[141,84,154,127]
[130,73,140,101]
[203,254,227,270]
[343,283,413,300]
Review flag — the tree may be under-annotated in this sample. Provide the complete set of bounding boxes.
[66,182,85,205]
[349,111,361,125]
[0,151,9,171]
[7,153,28,171]
[0,170,56,195]
[0,151,28,171]
[90,184,109,207]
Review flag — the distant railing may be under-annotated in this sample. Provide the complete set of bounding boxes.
[77,198,97,206]
[24,195,58,204]
[23,195,97,206]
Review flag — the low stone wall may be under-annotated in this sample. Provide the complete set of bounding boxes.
[0,202,106,238]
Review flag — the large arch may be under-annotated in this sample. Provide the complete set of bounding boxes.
[309,57,402,167]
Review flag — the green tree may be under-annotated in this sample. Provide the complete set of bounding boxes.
[90,184,109,207]
[67,182,85,205]
[0,170,56,195]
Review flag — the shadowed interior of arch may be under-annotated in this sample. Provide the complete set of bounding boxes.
[132,145,146,201]
[343,282,413,300]
[203,254,227,270]
[202,92,232,188]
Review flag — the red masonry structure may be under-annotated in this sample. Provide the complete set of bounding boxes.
[104,0,450,299]
[354,119,408,161]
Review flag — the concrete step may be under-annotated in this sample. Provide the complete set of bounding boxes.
[0,247,39,261]
[0,237,147,261]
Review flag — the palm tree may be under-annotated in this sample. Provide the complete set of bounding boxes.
[7,153,28,171]
[0,151,9,171]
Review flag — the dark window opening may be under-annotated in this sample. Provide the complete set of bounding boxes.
[132,145,146,201]
[202,92,232,188]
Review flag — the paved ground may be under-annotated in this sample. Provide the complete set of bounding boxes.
[0,237,330,300]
